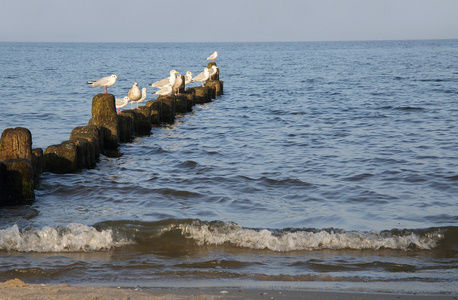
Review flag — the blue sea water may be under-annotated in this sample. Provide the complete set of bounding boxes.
[0,40,457,294]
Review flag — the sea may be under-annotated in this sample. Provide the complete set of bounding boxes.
[0,40,457,295]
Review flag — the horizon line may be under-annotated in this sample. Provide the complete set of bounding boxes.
[0,38,457,44]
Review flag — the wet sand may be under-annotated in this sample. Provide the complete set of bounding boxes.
[0,279,456,300]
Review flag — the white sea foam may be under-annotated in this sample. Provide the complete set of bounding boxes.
[179,222,441,251]
[0,224,127,252]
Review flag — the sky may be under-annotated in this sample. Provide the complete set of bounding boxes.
[1,0,457,43]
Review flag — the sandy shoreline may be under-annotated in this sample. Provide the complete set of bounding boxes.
[0,279,456,300]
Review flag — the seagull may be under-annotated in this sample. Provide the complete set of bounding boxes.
[87,74,118,94]
[154,85,172,96]
[115,96,130,113]
[128,82,141,108]
[172,74,183,95]
[207,65,218,80]
[184,71,193,85]
[149,70,178,89]
[205,51,218,62]
[135,88,147,108]
[192,68,210,86]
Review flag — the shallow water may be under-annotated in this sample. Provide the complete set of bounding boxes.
[0,40,457,294]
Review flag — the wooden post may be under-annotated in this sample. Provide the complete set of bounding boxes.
[0,127,33,162]
[90,93,119,150]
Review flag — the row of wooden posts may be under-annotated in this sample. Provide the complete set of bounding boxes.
[0,63,223,206]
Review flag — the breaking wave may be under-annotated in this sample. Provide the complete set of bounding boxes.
[179,221,447,251]
[0,224,128,252]
[0,219,454,253]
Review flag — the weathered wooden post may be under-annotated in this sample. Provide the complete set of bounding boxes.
[70,125,102,161]
[145,100,162,125]
[44,141,78,174]
[89,93,119,150]
[189,86,211,103]
[67,138,91,170]
[1,159,35,203]
[121,110,139,135]
[0,127,33,162]
[0,127,36,204]
[205,80,223,98]
[175,95,189,113]
[181,92,194,111]
[32,148,44,181]
[156,95,175,123]
[119,112,134,142]
[136,106,153,135]
[207,62,219,80]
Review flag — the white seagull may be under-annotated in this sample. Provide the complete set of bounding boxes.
[149,70,178,89]
[172,74,183,95]
[154,85,172,96]
[192,68,210,86]
[115,96,130,113]
[87,74,118,94]
[128,82,141,108]
[205,51,218,62]
[184,71,193,85]
[207,65,218,80]
[134,87,147,108]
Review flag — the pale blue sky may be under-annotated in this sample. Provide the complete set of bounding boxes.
[1,0,457,42]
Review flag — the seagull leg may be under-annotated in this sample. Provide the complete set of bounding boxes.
[104,86,107,94]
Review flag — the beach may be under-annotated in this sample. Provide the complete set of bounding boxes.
[1,279,456,300]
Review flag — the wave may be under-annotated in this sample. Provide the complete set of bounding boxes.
[0,224,128,252]
[0,219,455,253]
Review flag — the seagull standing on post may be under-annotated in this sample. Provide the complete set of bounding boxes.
[185,71,193,85]
[192,68,210,86]
[136,88,147,108]
[115,96,130,113]
[87,74,118,94]
[149,70,178,89]
[128,82,141,108]
[205,51,218,62]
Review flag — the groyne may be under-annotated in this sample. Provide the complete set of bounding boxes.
[0,63,223,205]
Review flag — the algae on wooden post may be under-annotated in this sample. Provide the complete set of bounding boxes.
[90,93,119,150]
[174,95,188,113]
[146,100,162,125]
[1,159,35,204]
[157,96,175,123]
[32,148,44,181]
[44,142,78,174]
[70,125,103,157]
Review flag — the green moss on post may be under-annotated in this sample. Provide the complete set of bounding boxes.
[175,95,188,113]
[146,100,162,125]
[70,125,103,158]
[90,93,119,150]
[181,92,194,111]
[32,148,44,181]
[137,106,153,135]
[1,159,35,204]
[205,80,223,98]
[44,142,78,174]
[119,112,134,142]
[192,87,211,103]
[157,96,175,123]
